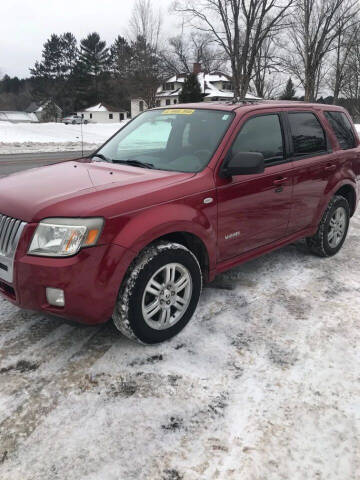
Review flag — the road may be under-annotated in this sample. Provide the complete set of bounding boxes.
[0,150,92,176]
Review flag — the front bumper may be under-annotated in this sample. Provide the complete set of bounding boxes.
[0,226,133,324]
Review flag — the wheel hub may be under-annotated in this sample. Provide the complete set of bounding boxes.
[142,263,192,330]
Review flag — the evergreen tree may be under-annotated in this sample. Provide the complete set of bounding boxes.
[110,36,132,79]
[78,32,110,103]
[280,77,296,100]
[179,73,203,103]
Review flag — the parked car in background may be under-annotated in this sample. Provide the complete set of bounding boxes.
[62,114,87,125]
[0,101,359,344]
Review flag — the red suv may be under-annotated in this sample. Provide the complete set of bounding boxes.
[0,102,359,343]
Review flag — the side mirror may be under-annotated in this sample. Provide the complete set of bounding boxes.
[221,152,265,177]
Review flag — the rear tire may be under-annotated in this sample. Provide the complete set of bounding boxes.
[113,242,202,344]
[306,195,350,257]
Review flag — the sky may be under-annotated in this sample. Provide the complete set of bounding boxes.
[1,0,175,78]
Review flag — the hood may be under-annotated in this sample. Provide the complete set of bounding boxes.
[0,160,195,223]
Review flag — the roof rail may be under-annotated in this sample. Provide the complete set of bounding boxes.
[231,97,262,104]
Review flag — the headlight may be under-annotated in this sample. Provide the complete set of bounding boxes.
[28,218,104,257]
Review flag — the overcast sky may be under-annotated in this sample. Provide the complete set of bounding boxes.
[1,0,175,78]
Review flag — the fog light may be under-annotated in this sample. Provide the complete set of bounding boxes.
[46,288,65,307]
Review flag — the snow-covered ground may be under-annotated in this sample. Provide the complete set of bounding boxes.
[0,122,127,154]
[1,216,360,479]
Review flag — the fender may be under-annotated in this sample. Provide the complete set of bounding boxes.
[315,177,358,227]
[112,202,217,272]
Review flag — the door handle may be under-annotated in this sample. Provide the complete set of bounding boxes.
[325,164,336,172]
[273,177,288,186]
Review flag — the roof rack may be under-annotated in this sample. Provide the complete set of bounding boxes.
[231,97,263,104]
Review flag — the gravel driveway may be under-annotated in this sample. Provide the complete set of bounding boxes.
[0,214,359,480]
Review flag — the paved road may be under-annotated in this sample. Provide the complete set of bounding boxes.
[0,150,92,176]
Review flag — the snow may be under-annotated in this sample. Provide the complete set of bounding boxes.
[0,121,127,154]
[0,112,38,123]
[84,103,109,112]
[1,211,360,478]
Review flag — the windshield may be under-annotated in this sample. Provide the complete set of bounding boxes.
[96,108,234,173]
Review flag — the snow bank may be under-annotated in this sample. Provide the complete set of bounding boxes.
[0,121,128,154]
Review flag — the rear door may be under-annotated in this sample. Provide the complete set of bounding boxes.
[285,110,337,234]
[216,111,293,261]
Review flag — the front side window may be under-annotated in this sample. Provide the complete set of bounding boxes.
[97,108,234,173]
[288,112,326,156]
[231,114,284,164]
[324,111,356,150]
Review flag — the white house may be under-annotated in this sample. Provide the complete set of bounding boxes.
[77,103,130,123]
[131,64,260,117]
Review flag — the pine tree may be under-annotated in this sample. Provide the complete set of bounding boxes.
[78,32,109,103]
[179,73,203,103]
[280,77,296,100]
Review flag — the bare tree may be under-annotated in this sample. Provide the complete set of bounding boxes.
[341,33,360,119]
[252,36,284,98]
[129,0,162,49]
[174,0,294,98]
[285,0,359,102]
[163,31,227,74]
[128,0,167,108]
[328,19,360,104]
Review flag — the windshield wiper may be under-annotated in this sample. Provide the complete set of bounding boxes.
[112,159,154,169]
[91,153,110,162]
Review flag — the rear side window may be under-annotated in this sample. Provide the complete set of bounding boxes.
[324,111,356,150]
[288,112,326,156]
[232,114,284,164]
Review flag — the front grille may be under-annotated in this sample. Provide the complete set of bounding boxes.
[0,214,27,284]
[0,215,23,256]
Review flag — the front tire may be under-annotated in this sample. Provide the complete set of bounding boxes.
[306,195,350,257]
[113,242,202,344]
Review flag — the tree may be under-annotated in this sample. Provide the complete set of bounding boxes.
[280,77,296,99]
[128,0,167,108]
[30,32,79,109]
[174,0,294,98]
[163,31,227,75]
[179,73,203,102]
[328,19,360,104]
[285,0,359,102]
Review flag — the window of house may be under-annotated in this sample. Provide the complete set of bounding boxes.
[232,114,284,164]
[222,82,233,91]
[109,113,113,119]
[119,113,124,120]
[139,101,144,112]
[166,99,171,105]
[90,113,92,119]
[156,100,161,107]
[173,99,177,104]
[324,111,356,150]
[288,112,326,155]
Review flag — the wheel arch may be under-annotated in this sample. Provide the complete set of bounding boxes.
[112,204,216,283]
[335,183,357,216]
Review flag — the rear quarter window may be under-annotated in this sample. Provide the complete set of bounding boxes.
[324,111,356,150]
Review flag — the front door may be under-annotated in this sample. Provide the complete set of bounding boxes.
[217,112,293,262]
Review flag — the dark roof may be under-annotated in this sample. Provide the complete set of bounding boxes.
[25,102,38,113]
[101,103,128,112]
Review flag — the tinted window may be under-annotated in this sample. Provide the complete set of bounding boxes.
[232,114,284,163]
[288,112,326,155]
[324,111,356,150]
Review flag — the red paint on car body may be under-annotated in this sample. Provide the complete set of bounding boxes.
[0,101,359,324]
